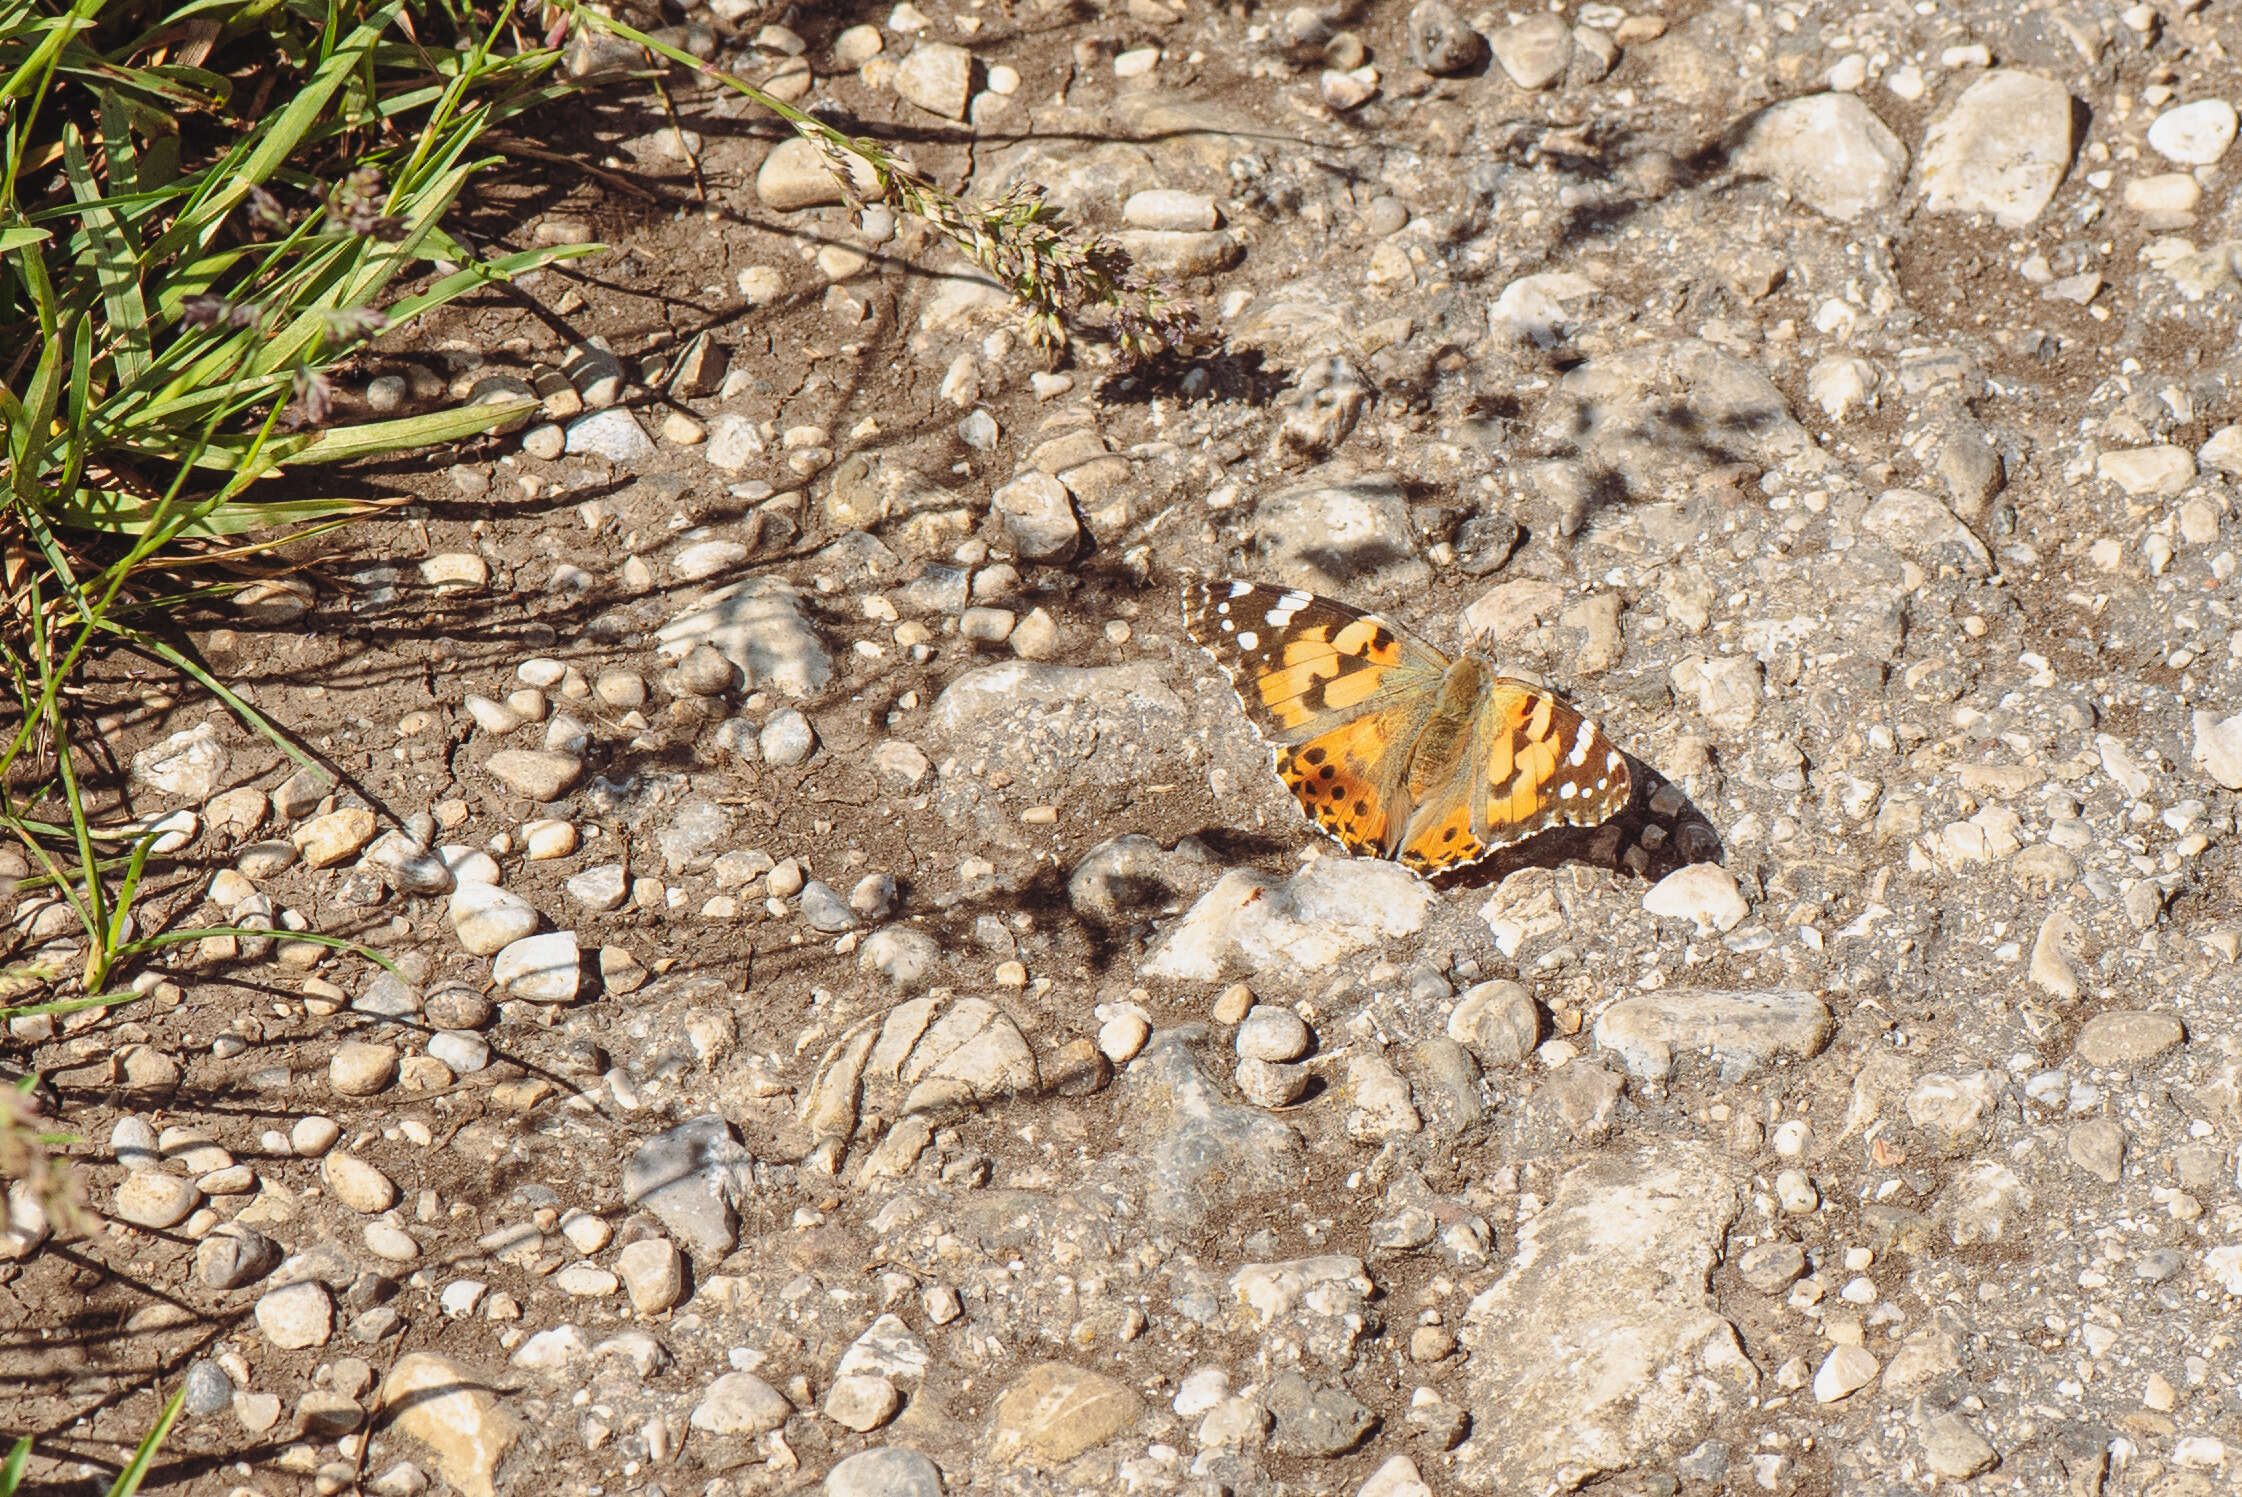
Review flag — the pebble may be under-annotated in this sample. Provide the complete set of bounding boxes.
[674,540,748,581]
[292,1116,342,1155]
[365,1223,421,1262]
[295,808,376,869]
[565,409,654,464]
[690,1372,793,1436]
[824,1375,903,1432]
[429,1030,490,1074]
[991,472,1082,562]
[197,1224,279,1288]
[522,819,577,860]
[492,931,582,1003]
[1489,13,1572,88]
[1641,864,1749,934]
[1236,1056,1311,1108]
[256,1281,333,1350]
[1408,0,1485,74]
[760,709,816,766]
[112,1116,158,1170]
[449,882,541,956]
[483,749,584,802]
[2148,98,2238,165]
[1918,1411,1998,1479]
[1236,1006,1312,1062]
[799,879,858,932]
[1009,607,1060,659]
[679,643,738,696]
[617,1238,685,1313]
[322,1152,398,1213]
[1125,189,1219,232]
[824,1448,944,1497]
[1447,980,1539,1066]
[960,606,1016,643]
[419,553,488,590]
[567,864,629,911]
[1733,92,1909,221]
[988,1363,1142,1465]
[895,40,973,119]
[330,1043,399,1096]
[2097,445,2196,496]
[113,1172,202,1229]
[2075,1010,2185,1069]
[1813,1345,1878,1402]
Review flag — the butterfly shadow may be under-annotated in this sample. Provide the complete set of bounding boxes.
[1432,751,1722,891]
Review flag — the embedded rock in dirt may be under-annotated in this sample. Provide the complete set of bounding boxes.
[1145,858,1435,980]
[1594,989,1833,1081]
[1068,834,1218,926]
[1252,471,1427,594]
[1532,339,1817,509]
[380,1353,526,1497]
[1456,1142,1755,1491]
[132,723,229,803]
[1917,69,2076,226]
[987,1362,1143,1466]
[655,577,832,698]
[1121,1028,1304,1225]
[622,1114,753,1256]
[1733,92,1909,222]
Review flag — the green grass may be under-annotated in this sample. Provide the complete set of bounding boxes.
[0,0,596,1010]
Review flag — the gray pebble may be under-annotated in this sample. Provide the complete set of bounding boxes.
[824,1446,944,1497]
[183,1359,234,1415]
[760,710,816,766]
[678,643,738,696]
[429,1031,490,1074]
[798,880,858,932]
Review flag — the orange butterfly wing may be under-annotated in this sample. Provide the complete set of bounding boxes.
[1396,681,1633,874]
[1182,579,1445,858]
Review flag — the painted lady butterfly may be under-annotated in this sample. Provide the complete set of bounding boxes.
[1183,578,1632,875]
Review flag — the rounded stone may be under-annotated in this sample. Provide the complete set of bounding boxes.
[617,1238,685,1314]
[448,882,540,956]
[492,930,583,1003]
[329,1043,399,1096]
[1236,1057,1310,1108]
[364,1223,422,1262]
[2076,1010,2186,1070]
[256,1281,334,1350]
[429,1031,490,1074]
[183,1359,234,1415]
[482,749,584,803]
[690,1371,792,1436]
[322,1152,399,1214]
[760,710,816,767]
[2149,98,2238,166]
[114,1172,202,1229]
[292,1116,343,1156]
[825,1375,903,1432]
[1235,1006,1313,1063]
[825,1447,943,1497]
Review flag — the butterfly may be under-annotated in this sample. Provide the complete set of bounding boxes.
[1181,578,1632,875]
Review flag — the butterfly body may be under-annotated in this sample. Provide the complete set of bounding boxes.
[1182,578,1632,874]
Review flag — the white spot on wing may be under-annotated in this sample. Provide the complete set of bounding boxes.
[1237,630,1259,651]
[1226,580,1253,598]
[1559,781,1577,800]
[1568,723,1593,767]
[1605,751,1622,770]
